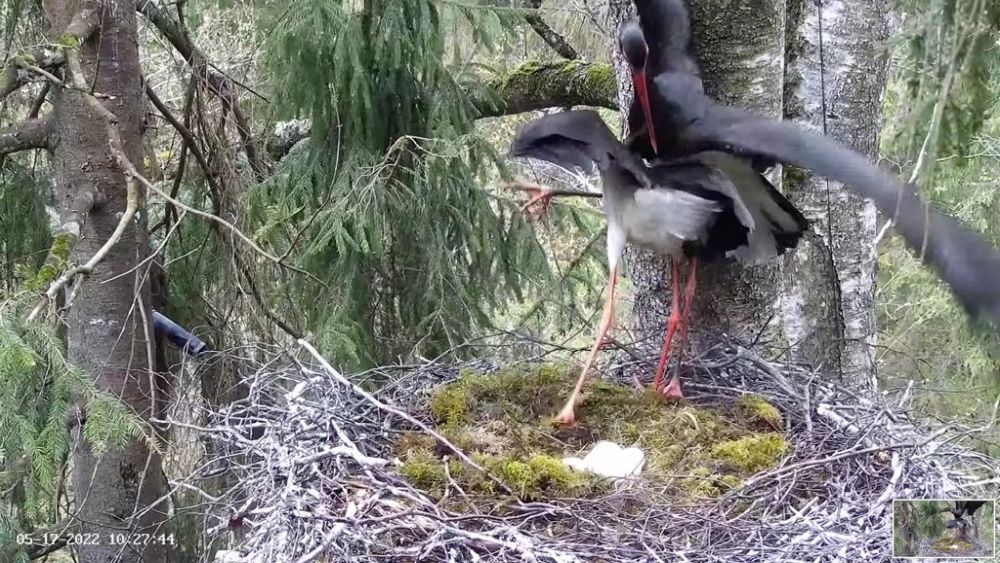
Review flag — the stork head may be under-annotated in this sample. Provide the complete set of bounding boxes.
[618,20,658,154]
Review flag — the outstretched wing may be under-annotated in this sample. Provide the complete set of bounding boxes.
[660,78,1000,324]
[509,110,645,179]
[509,110,615,172]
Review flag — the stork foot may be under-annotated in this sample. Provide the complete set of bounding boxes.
[503,177,554,220]
[658,376,684,401]
[553,404,577,426]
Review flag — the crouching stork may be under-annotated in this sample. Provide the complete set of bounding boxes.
[508,110,808,424]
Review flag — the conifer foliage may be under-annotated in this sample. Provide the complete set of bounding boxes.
[250,0,549,367]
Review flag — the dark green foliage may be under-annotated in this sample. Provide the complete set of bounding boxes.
[0,295,146,549]
[251,0,551,367]
[891,0,1000,173]
[0,164,50,292]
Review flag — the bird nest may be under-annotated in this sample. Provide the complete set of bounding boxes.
[183,336,1000,562]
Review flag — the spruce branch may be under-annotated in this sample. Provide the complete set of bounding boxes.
[0,115,52,156]
[265,61,618,162]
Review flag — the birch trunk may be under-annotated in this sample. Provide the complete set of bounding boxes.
[781,0,893,389]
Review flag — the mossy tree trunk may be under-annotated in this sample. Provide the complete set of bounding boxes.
[781,0,894,389]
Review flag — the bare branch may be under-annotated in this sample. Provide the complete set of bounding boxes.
[523,0,580,60]
[144,79,223,214]
[136,0,269,179]
[0,115,52,156]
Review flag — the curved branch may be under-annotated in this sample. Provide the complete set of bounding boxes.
[0,115,52,156]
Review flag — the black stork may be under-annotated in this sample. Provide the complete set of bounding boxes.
[942,500,987,541]
[510,109,808,424]
[618,0,1000,324]
[514,0,805,402]
[514,0,1000,333]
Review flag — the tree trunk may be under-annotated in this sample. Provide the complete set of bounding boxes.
[612,0,788,366]
[47,0,170,560]
[781,0,893,389]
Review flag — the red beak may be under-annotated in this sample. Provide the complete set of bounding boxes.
[632,69,659,155]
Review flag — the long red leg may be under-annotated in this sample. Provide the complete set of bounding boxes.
[555,266,618,425]
[662,257,697,400]
[652,257,681,392]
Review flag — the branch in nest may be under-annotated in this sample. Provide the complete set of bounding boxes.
[523,0,580,60]
[0,115,52,156]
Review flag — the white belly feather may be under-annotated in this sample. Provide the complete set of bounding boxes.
[607,187,721,258]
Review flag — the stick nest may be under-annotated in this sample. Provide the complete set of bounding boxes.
[184,336,1000,562]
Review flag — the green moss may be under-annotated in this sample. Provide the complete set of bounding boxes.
[26,231,76,291]
[681,468,743,498]
[498,59,545,93]
[55,35,82,49]
[582,63,614,93]
[401,363,789,505]
[480,453,594,500]
[711,433,789,473]
[429,384,471,427]
[736,395,783,430]
[399,450,447,492]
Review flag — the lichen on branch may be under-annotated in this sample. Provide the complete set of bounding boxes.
[477,60,617,118]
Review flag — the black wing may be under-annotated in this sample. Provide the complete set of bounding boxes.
[634,0,698,76]
[964,500,987,516]
[509,110,648,183]
[658,75,1000,324]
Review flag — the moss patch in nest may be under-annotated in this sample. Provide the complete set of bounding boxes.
[398,363,789,502]
[931,537,975,553]
[735,394,783,430]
